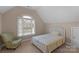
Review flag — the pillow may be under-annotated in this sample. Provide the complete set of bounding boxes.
[50,31,61,36]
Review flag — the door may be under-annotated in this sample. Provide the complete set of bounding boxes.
[71,27,79,48]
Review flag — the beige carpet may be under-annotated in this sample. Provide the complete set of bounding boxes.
[0,39,79,53]
[0,40,41,53]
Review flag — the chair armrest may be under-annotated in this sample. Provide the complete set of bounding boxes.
[13,36,21,41]
[12,38,22,44]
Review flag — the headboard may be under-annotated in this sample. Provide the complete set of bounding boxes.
[48,26,65,38]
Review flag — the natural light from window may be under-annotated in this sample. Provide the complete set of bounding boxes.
[17,16,35,37]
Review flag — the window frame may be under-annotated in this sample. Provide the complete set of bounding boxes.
[16,16,35,37]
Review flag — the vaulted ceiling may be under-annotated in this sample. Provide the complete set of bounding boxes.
[0,6,39,14]
[0,6,15,13]
[0,6,79,23]
[36,6,79,23]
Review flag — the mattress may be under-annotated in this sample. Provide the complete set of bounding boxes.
[32,34,65,53]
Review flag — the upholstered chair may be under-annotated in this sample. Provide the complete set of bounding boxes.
[0,32,22,49]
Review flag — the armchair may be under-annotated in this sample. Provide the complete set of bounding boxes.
[0,32,22,49]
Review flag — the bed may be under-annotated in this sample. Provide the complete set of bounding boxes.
[32,27,65,53]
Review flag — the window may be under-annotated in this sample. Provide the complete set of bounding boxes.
[17,16,35,36]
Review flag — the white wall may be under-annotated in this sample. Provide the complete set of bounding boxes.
[71,27,79,48]
[37,6,79,23]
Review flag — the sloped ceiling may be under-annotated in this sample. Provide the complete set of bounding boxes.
[36,6,79,23]
[0,6,79,23]
[0,6,39,14]
[0,6,15,14]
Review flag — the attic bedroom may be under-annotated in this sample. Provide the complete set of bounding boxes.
[0,6,79,53]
